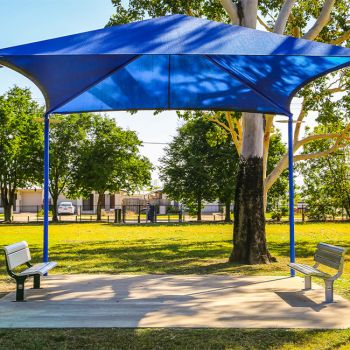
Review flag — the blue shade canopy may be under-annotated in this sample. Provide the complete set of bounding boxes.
[1,14,350,115]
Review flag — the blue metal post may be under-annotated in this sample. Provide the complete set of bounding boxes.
[43,113,50,263]
[288,113,295,277]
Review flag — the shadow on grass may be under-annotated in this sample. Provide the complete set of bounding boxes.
[0,239,294,277]
[3,237,338,278]
[2,235,350,279]
[268,240,350,259]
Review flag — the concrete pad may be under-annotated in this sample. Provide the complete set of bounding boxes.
[1,274,350,328]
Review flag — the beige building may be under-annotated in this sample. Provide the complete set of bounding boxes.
[0,188,125,214]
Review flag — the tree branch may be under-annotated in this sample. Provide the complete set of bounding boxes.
[302,0,336,40]
[327,86,347,94]
[234,117,243,142]
[208,117,231,133]
[273,0,297,34]
[266,124,350,191]
[257,15,272,32]
[263,114,274,181]
[293,99,306,142]
[225,112,242,154]
[294,143,346,162]
[331,28,350,45]
[220,0,239,25]
[295,132,346,148]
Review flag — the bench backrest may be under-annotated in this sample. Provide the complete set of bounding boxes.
[314,243,346,271]
[3,241,31,270]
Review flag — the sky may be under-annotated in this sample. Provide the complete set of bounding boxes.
[0,0,316,185]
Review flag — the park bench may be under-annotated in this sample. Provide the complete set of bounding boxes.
[3,241,57,301]
[288,242,347,303]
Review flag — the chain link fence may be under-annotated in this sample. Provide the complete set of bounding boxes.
[0,204,230,223]
[1,204,350,224]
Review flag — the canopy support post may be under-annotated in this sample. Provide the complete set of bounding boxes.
[288,113,295,277]
[43,113,50,263]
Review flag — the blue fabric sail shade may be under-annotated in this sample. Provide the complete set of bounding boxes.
[1,14,350,115]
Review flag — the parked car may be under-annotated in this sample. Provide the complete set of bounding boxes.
[57,202,75,215]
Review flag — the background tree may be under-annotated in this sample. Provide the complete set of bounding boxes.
[0,86,43,222]
[181,112,240,222]
[48,113,92,222]
[69,115,152,220]
[159,119,225,221]
[210,136,238,222]
[265,130,288,213]
[160,117,287,222]
[108,0,350,264]
[299,123,350,221]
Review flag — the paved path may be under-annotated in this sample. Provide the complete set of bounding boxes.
[1,274,350,328]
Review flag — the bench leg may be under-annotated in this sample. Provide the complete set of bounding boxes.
[305,276,312,290]
[33,274,41,289]
[15,277,27,302]
[325,280,334,303]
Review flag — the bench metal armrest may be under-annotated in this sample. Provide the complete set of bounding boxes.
[329,262,345,281]
[313,259,344,281]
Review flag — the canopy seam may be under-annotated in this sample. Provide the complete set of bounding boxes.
[204,55,290,116]
[48,55,141,114]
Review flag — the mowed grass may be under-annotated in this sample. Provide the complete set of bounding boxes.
[1,222,350,350]
[1,328,350,350]
[1,222,350,296]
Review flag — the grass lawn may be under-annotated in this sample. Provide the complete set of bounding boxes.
[0,328,350,350]
[1,222,350,349]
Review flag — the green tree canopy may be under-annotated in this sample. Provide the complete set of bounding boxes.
[299,123,350,220]
[0,86,43,222]
[159,118,239,221]
[47,113,93,222]
[160,117,287,221]
[69,114,152,220]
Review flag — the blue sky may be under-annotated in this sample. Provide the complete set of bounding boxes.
[0,0,312,185]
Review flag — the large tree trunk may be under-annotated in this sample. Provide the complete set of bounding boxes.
[230,114,274,263]
[222,0,274,264]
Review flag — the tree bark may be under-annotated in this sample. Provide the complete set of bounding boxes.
[97,192,104,221]
[225,200,231,222]
[1,187,15,223]
[3,200,13,223]
[224,1,274,264]
[230,157,274,263]
[51,194,59,223]
[197,198,202,221]
[230,114,275,263]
